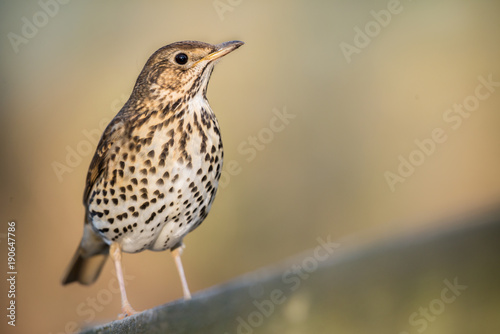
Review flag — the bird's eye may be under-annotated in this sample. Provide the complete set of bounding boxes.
[175,53,188,65]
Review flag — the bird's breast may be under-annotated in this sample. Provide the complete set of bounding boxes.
[87,100,223,253]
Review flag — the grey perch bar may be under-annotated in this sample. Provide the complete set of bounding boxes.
[80,205,500,334]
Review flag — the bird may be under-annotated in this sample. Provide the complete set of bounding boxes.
[61,40,244,318]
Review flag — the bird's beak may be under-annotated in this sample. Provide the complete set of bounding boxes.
[203,40,244,63]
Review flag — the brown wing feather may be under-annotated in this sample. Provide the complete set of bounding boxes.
[83,116,126,204]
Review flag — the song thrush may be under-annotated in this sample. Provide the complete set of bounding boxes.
[62,40,244,317]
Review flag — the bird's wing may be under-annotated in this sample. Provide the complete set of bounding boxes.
[83,116,126,204]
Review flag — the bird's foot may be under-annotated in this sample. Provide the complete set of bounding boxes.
[118,303,138,319]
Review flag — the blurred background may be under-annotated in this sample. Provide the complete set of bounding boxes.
[1,0,499,333]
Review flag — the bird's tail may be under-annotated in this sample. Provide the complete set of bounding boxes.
[62,222,109,285]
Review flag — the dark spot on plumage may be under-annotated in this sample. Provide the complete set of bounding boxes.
[177,194,183,199]
[130,155,136,162]
[205,153,210,161]
[169,187,174,193]
[135,144,142,152]
[96,199,102,205]
[208,165,213,172]
[176,109,185,119]
[122,153,128,160]
[129,166,135,173]
[104,210,109,215]
[114,228,119,233]
[112,198,119,205]
[151,198,157,203]
[149,166,156,174]
[172,99,181,110]
[131,195,137,201]
[123,227,128,233]
[213,125,221,136]
[141,193,148,199]
[119,194,126,200]
[127,185,133,191]
[159,159,165,167]
[148,150,155,158]
[200,140,207,154]
[177,119,185,133]
[140,168,147,176]
[202,175,207,182]
[141,178,148,185]
[157,178,164,186]
[177,157,184,164]
[158,193,165,199]
[110,153,116,161]
[104,198,109,204]
[172,174,179,182]
[169,202,174,207]
[186,203,191,209]
[131,178,138,185]
[159,204,166,213]
[145,160,152,167]
[120,186,126,193]
[133,212,139,217]
[128,143,135,151]
[133,223,137,227]
[145,212,156,224]
[128,206,135,212]
[140,201,150,210]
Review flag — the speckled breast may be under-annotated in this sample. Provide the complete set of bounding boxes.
[87,101,223,253]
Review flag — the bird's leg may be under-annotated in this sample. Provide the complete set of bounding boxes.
[172,245,191,300]
[110,242,137,318]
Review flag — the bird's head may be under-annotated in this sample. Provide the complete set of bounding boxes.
[132,40,244,104]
